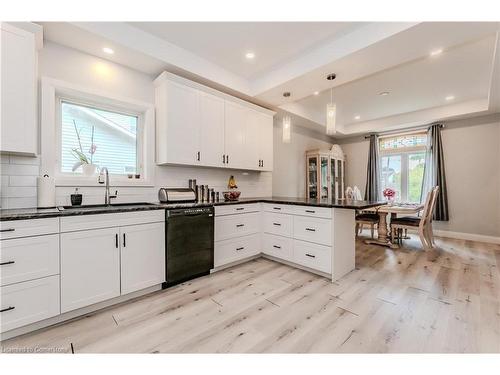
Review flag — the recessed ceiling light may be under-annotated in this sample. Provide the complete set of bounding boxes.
[354,115,361,120]
[379,91,390,96]
[445,95,455,101]
[102,47,114,55]
[430,48,443,57]
[245,52,255,59]
[313,91,319,96]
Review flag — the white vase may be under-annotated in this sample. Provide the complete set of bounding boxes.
[82,164,97,176]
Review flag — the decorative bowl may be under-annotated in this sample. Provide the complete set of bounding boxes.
[223,191,241,201]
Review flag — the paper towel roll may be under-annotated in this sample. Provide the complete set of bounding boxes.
[37,174,56,208]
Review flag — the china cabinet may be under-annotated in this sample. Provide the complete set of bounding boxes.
[306,145,345,200]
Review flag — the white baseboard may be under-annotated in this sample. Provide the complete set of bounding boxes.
[433,230,500,244]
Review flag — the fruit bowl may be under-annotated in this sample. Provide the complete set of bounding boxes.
[223,191,241,201]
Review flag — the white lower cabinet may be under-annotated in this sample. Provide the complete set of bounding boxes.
[61,227,121,313]
[214,233,260,267]
[262,233,293,261]
[120,222,166,295]
[293,240,332,274]
[0,234,59,286]
[0,275,60,332]
[215,212,260,241]
[293,215,332,246]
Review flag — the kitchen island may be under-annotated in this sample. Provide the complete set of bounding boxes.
[0,197,382,339]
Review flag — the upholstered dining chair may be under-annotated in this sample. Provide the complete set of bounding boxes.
[390,186,439,250]
[355,211,380,239]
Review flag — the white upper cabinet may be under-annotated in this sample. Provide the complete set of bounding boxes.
[154,72,274,171]
[156,80,201,165]
[200,92,225,168]
[0,23,41,155]
[224,100,248,169]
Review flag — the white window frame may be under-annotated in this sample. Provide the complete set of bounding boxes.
[41,77,155,187]
[379,132,427,202]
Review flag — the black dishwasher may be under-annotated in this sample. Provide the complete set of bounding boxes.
[163,206,214,288]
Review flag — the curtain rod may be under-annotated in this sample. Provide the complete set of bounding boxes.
[364,123,444,139]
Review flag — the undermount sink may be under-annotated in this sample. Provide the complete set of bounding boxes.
[58,203,158,211]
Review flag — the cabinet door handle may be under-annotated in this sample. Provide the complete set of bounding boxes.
[305,253,316,258]
[236,224,245,227]
[0,228,15,233]
[197,151,200,161]
[262,160,264,168]
[273,222,281,226]
[235,207,245,211]
[226,155,229,164]
[273,207,281,210]
[236,247,244,251]
[305,210,316,213]
[273,245,281,249]
[0,306,15,313]
[123,233,126,247]
[305,228,316,232]
[0,261,15,266]
[222,154,226,164]
[115,233,119,248]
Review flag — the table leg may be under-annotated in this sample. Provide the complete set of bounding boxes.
[365,211,398,248]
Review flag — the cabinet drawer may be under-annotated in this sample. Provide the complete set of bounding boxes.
[0,218,59,240]
[293,240,332,274]
[0,275,60,333]
[293,216,332,245]
[293,206,332,219]
[214,233,260,267]
[0,234,59,286]
[60,210,164,232]
[215,203,260,216]
[215,212,260,241]
[262,203,295,215]
[263,212,293,237]
[262,233,293,261]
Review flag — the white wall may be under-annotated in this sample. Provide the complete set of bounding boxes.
[272,122,333,197]
[0,42,272,209]
[340,114,500,238]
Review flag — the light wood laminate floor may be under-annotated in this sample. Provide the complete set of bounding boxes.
[2,235,500,353]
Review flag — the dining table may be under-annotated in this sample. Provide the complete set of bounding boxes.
[364,202,425,248]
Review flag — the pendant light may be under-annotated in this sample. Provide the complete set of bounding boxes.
[282,91,292,143]
[282,115,291,143]
[326,73,337,135]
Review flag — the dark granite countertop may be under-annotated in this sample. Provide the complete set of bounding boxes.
[1,197,385,221]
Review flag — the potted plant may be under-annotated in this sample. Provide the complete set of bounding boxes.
[71,121,97,176]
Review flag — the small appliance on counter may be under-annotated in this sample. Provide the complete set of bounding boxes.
[158,188,196,203]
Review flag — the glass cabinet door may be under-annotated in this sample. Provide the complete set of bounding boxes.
[337,159,343,199]
[330,157,336,200]
[320,156,329,199]
[307,156,318,199]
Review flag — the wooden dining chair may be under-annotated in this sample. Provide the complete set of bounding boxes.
[355,212,379,239]
[390,186,439,250]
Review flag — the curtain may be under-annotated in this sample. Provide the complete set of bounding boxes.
[422,124,449,221]
[364,134,380,201]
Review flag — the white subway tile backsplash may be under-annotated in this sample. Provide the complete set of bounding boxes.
[9,155,41,165]
[9,175,37,187]
[0,163,40,176]
[0,155,272,209]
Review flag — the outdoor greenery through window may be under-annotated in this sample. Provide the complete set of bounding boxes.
[379,132,427,202]
[60,101,139,175]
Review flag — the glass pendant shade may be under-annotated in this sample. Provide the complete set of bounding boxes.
[326,102,336,135]
[282,116,291,143]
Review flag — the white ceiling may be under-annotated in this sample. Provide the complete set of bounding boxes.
[284,35,496,127]
[39,21,500,137]
[129,22,365,80]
